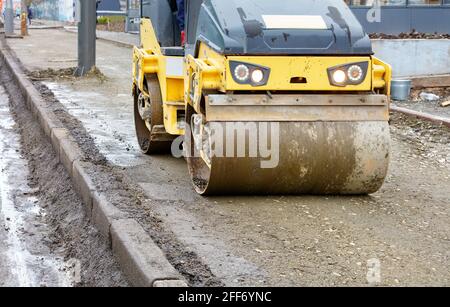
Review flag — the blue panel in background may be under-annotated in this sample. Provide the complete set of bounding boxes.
[352,7,450,35]
[97,0,121,11]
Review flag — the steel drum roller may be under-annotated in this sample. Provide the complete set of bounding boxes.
[187,121,390,195]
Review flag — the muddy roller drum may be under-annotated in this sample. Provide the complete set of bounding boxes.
[186,119,391,195]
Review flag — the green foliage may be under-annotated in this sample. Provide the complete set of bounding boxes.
[107,16,126,24]
[96,16,125,26]
[97,16,109,25]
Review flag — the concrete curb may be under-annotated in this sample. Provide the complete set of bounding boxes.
[391,105,450,128]
[0,38,187,287]
[92,192,127,244]
[111,219,183,287]
[29,26,65,30]
[73,160,96,214]
[95,33,136,48]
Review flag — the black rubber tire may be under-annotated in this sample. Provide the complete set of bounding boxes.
[134,74,172,155]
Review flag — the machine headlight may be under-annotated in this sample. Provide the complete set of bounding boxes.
[251,69,264,84]
[234,64,250,82]
[328,62,369,87]
[347,65,364,82]
[230,61,270,86]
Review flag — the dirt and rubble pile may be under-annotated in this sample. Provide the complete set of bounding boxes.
[28,67,107,82]
[411,87,450,102]
[370,31,450,39]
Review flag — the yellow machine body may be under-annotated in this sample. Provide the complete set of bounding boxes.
[132,19,392,195]
[133,20,391,135]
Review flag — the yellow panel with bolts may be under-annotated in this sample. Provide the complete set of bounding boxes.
[224,56,373,91]
[164,77,185,135]
[197,44,227,91]
[163,104,184,135]
[166,78,185,102]
[372,56,392,96]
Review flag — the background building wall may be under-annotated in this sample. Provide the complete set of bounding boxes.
[346,0,450,34]
[373,39,450,77]
[31,0,72,21]
[30,0,122,22]
[1,0,22,16]
[352,7,450,34]
[98,0,120,11]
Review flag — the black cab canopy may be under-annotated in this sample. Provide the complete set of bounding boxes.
[192,0,372,55]
[143,0,373,56]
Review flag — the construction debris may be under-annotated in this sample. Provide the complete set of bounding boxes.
[370,31,450,39]
[28,67,76,80]
[420,92,440,102]
[411,87,450,101]
[441,101,450,107]
[27,66,106,82]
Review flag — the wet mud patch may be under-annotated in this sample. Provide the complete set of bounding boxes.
[33,81,108,165]
[0,59,128,287]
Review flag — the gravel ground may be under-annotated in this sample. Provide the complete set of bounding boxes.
[5,29,450,287]
[34,80,450,286]
[393,88,450,119]
[390,112,450,170]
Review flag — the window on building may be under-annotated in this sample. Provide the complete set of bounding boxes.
[409,0,443,5]
[346,0,446,6]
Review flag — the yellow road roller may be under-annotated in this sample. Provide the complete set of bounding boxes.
[132,0,392,195]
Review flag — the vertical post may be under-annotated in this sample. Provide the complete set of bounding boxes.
[21,0,27,36]
[125,0,130,33]
[4,0,14,35]
[75,0,96,76]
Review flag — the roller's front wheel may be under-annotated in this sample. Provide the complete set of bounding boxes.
[133,75,172,154]
[185,109,390,195]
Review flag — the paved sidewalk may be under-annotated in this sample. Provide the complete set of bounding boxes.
[27,19,139,46]
[7,18,139,46]
[29,19,67,30]
[64,26,139,47]
[7,28,141,166]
